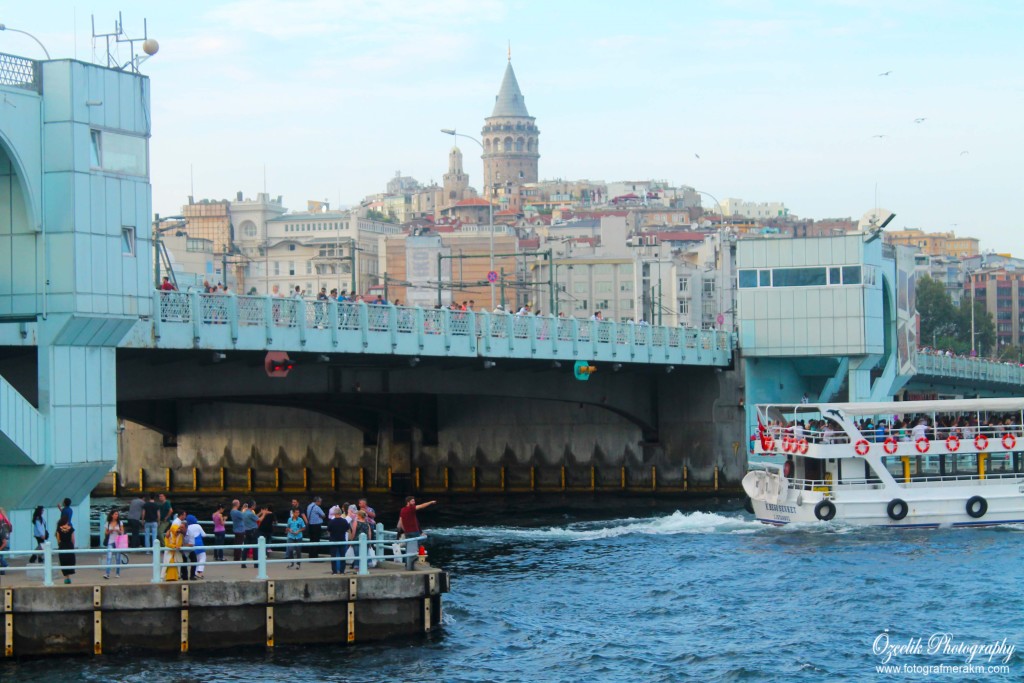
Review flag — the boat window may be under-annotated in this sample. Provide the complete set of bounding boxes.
[987,452,1011,473]
[880,456,916,478]
[949,453,977,475]
[917,455,941,476]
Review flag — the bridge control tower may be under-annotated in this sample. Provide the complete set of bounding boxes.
[0,49,153,540]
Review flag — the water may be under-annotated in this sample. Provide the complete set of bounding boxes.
[4,497,1023,681]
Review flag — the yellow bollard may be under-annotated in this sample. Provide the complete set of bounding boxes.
[591,466,596,491]
[501,466,506,491]
[621,466,626,490]
[220,467,226,492]
[139,468,145,493]
[303,467,309,491]
[683,465,688,492]
[472,466,477,491]
[192,467,198,492]
[275,467,280,491]
[166,467,172,492]
[415,467,421,490]
[651,466,657,492]
[714,466,719,491]
[444,467,449,490]
[359,467,365,491]
[248,467,253,492]
[111,471,118,497]
[331,467,337,490]
[561,466,566,491]
[387,467,392,490]
[530,466,535,491]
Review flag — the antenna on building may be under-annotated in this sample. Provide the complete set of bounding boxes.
[91,12,158,73]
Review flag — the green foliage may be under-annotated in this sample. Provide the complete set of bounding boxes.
[917,276,996,356]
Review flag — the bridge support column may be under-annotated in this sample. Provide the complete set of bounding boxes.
[379,415,414,495]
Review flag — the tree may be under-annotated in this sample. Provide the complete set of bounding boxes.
[916,276,996,356]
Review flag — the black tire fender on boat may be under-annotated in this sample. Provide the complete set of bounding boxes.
[743,497,755,515]
[966,496,988,519]
[814,499,836,521]
[886,498,909,521]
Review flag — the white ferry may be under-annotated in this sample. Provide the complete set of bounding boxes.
[742,398,1024,527]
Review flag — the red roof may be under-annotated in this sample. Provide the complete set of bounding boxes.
[519,237,540,249]
[454,198,493,207]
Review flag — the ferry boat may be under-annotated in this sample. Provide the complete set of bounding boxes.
[742,398,1024,527]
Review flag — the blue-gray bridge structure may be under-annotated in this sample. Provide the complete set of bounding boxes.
[134,291,734,365]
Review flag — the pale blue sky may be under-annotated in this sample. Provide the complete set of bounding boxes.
[4,1,1022,253]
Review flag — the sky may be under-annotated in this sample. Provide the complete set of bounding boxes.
[3,1,1023,253]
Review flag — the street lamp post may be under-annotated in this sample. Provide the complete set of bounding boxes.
[441,128,495,308]
[0,24,51,59]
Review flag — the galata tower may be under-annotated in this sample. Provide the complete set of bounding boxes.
[481,57,539,194]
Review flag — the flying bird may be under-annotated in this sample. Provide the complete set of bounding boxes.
[878,70,892,76]
[914,117,927,123]
[694,153,701,159]
[960,150,969,156]
[872,134,888,139]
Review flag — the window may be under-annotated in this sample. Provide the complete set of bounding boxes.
[621,299,633,310]
[829,267,841,285]
[288,262,295,276]
[305,261,312,275]
[596,299,609,310]
[90,130,102,167]
[596,281,612,294]
[678,300,690,316]
[678,278,689,293]
[273,261,280,276]
[759,270,771,287]
[121,226,136,256]
[739,270,758,288]
[289,244,296,251]
[842,266,862,285]
[91,130,148,176]
[620,281,633,292]
[703,278,715,296]
[772,267,827,287]
[573,282,587,294]
[574,299,588,311]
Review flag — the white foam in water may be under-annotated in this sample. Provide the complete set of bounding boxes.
[433,510,765,543]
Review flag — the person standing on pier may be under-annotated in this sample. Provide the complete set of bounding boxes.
[142,494,159,549]
[230,500,245,564]
[184,515,207,580]
[30,506,47,564]
[397,497,436,570]
[285,508,306,569]
[306,497,325,560]
[212,504,227,562]
[56,512,76,584]
[103,511,125,579]
[326,506,350,575]
[156,494,174,545]
[127,494,145,548]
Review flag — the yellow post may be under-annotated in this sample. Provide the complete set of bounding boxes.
[331,467,337,490]
[359,467,365,491]
[220,467,226,492]
[590,466,596,491]
[472,467,477,491]
[501,466,506,491]
[444,467,450,490]
[415,467,421,490]
[560,466,566,491]
[651,466,657,492]
[714,466,719,491]
[111,471,118,497]
[620,466,626,489]
[683,466,688,492]
[303,467,309,491]
[192,467,198,492]
[139,468,145,493]
[247,467,253,492]
[979,453,988,480]
[166,468,171,492]
[901,456,910,484]
[275,467,280,491]
[530,466,535,491]
[387,467,392,490]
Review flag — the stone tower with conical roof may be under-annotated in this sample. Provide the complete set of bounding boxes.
[482,59,539,196]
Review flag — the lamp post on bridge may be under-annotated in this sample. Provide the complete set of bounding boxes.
[0,24,51,59]
[440,128,495,309]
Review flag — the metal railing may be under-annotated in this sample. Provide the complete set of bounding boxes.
[153,290,733,365]
[915,351,1024,386]
[0,524,427,586]
[0,52,39,90]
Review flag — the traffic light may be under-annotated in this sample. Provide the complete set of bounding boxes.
[265,352,294,378]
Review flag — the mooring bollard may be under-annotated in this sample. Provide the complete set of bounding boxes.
[151,539,161,584]
[257,536,268,580]
[357,533,368,575]
[42,541,54,587]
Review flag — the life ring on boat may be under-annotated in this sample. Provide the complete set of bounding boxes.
[814,499,836,522]
[796,439,809,455]
[965,496,988,519]
[782,436,793,453]
[883,437,898,454]
[1002,434,1016,450]
[946,435,960,452]
[886,498,909,521]
[854,439,870,456]
[763,435,775,452]
[915,437,930,453]
[974,434,989,451]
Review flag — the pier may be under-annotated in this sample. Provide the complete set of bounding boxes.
[0,536,448,656]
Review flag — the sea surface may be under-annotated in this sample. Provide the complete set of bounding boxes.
[3,496,1022,682]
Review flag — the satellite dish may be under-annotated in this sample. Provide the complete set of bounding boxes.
[858,208,895,231]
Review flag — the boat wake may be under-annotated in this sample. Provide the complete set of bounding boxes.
[432,510,765,542]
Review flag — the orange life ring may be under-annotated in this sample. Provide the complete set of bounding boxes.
[854,439,870,456]
[763,435,775,452]
[883,437,898,454]
[796,439,809,455]
[783,436,794,453]
[975,434,989,451]
[945,435,960,452]
[915,437,930,453]
[1002,433,1016,450]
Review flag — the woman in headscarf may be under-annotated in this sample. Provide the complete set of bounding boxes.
[163,517,184,581]
[184,514,207,580]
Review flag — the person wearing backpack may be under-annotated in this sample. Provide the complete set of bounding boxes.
[30,506,48,563]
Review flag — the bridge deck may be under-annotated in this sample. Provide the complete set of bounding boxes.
[118,291,735,366]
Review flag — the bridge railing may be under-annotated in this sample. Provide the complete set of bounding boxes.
[152,291,733,366]
[915,351,1024,386]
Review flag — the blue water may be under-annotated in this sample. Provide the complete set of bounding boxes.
[4,500,1023,681]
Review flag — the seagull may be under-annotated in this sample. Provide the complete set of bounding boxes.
[872,134,888,139]
[914,117,927,123]
[694,153,701,159]
[960,150,969,156]
[878,70,892,76]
